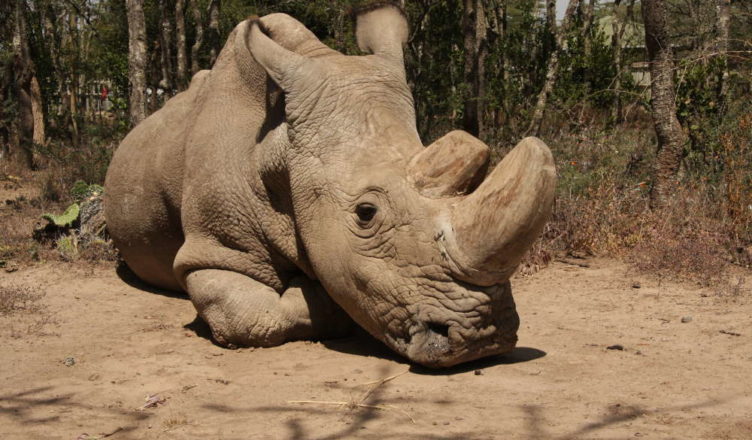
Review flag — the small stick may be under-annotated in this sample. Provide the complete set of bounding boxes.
[288,400,415,424]
[356,369,409,388]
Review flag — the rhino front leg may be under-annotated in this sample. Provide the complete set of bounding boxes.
[185,270,353,347]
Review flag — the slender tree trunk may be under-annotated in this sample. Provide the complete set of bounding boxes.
[190,0,204,74]
[642,0,689,209]
[30,75,45,147]
[175,0,188,90]
[159,0,174,91]
[68,13,80,145]
[716,0,731,101]
[581,0,596,57]
[126,0,147,126]
[488,0,508,126]
[462,0,488,138]
[612,0,635,123]
[11,0,35,168]
[207,0,220,66]
[545,0,556,35]
[527,0,580,136]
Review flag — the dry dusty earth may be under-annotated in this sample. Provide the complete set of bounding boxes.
[1,257,751,440]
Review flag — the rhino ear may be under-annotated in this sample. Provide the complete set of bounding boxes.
[245,17,309,90]
[354,2,408,64]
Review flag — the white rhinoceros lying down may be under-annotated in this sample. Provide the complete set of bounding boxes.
[104,3,556,368]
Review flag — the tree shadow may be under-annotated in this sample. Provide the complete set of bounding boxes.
[523,395,738,440]
[201,364,483,440]
[115,262,186,299]
[0,385,149,433]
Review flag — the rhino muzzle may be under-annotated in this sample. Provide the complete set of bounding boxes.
[397,282,520,368]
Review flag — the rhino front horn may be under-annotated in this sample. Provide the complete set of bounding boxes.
[442,137,557,286]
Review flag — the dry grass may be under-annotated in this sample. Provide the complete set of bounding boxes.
[520,125,750,292]
[0,284,45,316]
[0,284,57,338]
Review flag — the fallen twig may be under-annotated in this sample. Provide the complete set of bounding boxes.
[288,400,415,424]
[555,258,591,268]
[287,369,414,423]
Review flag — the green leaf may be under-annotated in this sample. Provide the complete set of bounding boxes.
[42,203,80,228]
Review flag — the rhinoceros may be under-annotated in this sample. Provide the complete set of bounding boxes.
[104,3,556,368]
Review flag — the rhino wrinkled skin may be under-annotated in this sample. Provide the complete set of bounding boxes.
[104,4,556,368]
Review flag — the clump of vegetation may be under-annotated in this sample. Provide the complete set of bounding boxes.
[34,180,114,262]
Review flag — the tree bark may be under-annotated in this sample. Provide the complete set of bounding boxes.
[175,0,188,90]
[642,0,689,209]
[126,0,147,126]
[716,0,731,101]
[462,0,488,138]
[30,75,45,147]
[190,0,204,74]
[611,0,631,122]
[11,0,35,168]
[207,0,220,66]
[527,0,580,136]
[581,0,596,57]
[159,0,175,91]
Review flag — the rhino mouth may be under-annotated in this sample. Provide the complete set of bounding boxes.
[386,282,520,368]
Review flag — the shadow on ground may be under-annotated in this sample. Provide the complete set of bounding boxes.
[0,385,149,434]
[115,263,186,299]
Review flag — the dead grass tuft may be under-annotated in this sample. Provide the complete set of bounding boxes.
[0,284,45,316]
[519,126,750,288]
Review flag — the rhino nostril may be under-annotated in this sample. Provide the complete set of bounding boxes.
[426,321,450,338]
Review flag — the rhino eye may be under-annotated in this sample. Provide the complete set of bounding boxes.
[355,203,378,225]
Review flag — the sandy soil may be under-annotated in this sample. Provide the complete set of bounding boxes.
[1,257,750,440]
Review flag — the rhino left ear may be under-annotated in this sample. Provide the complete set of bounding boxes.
[354,2,408,64]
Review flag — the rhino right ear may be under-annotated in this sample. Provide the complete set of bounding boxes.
[245,18,309,90]
[354,2,409,64]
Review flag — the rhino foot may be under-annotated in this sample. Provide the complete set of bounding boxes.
[185,269,353,347]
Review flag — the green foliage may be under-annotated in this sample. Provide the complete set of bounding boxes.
[42,203,80,228]
[55,235,78,261]
[70,180,104,202]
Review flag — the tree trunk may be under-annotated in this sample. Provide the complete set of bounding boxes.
[581,0,596,57]
[190,0,204,74]
[126,0,147,126]
[462,0,488,138]
[611,0,635,123]
[11,0,35,168]
[175,0,188,90]
[642,0,689,209]
[207,0,220,66]
[159,0,175,91]
[527,0,580,136]
[30,75,45,147]
[716,0,731,101]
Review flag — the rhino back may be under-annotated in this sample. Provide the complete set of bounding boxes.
[104,68,212,290]
[107,20,300,292]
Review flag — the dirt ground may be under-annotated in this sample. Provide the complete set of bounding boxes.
[1,255,751,440]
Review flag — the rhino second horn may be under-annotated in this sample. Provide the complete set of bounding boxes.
[444,137,557,286]
[408,130,490,198]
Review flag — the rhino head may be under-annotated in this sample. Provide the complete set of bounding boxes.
[248,5,556,368]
